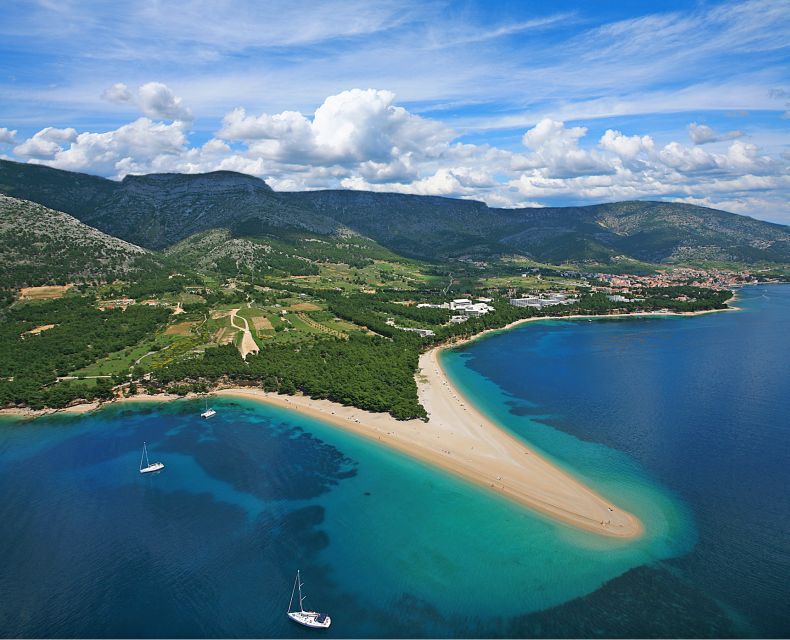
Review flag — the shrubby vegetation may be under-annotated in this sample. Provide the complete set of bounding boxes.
[630,286,733,311]
[0,289,15,308]
[0,196,154,288]
[150,337,426,420]
[0,278,735,416]
[0,297,170,409]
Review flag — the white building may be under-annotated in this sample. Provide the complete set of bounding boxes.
[461,302,493,316]
[510,293,578,308]
[450,298,472,310]
[401,327,435,337]
[510,297,542,308]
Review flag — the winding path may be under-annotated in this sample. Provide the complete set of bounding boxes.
[230,309,260,359]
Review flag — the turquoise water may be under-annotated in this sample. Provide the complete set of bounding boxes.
[442,284,790,637]
[0,284,787,637]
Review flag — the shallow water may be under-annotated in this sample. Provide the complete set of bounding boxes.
[0,284,787,637]
[442,283,790,637]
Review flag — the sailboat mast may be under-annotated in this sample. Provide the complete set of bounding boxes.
[140,443,146,471]
[297,570,305,612]
[288,572,298,613]
[144,442,150,467]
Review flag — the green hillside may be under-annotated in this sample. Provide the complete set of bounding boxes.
[0,195,156,288]
[1,159,788,266]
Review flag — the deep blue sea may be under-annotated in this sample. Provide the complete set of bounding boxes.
[1,284,788,638]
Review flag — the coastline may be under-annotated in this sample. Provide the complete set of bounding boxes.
[0,393,182,418]
[438,304,738,352]
[214,375,644,538]
[0,302,737,420]
[1,303,744,538]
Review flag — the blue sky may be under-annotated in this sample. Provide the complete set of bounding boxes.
[0,0,788,223]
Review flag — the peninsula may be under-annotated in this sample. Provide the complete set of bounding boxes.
[215,340,643,538]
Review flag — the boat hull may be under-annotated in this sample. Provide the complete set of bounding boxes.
[140,462,165,474]
[287,611,331,629]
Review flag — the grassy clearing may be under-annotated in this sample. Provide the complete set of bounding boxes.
[168,292,206,304]
[283,313,323,334]
[252,316,273,331]
[145,336,207,369]
[24,324,56,335]
[165,321,195,335]
[70,337,166,377]
[321,317,365,333]
[288,302,321,311]
[236,306,267,320]
[478,274,584,290]
[19,284,73,300]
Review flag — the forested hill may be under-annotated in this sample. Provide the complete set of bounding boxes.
[286,190,523,258]
[0,159,115,219]
[0,161,340,249]
[0,195,154,288]
[494,201,790,264]
[1,159,788,265]
[288,191,790,264]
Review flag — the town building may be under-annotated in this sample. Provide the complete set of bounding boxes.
[400,327,435,337]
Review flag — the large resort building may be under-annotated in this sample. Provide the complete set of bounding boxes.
[510,293,578,308]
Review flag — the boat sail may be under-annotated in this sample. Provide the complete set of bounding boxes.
[287,570,331,629]
[139,442,165,474]
[200,397,216,419]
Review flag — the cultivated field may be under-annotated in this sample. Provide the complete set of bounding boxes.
[19,284,73,300]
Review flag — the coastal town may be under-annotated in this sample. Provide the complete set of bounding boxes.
[381,267,759,336]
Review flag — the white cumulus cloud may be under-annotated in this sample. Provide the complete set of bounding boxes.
[220,88,453,166]
[101,82,133,104]
[688,122,744,145]
[659,141,720,172]
[519,119,613,178]
[6,88,789,222]
[599,129,654,158]
[137,82,193,122]
[14,127,78,159]
[100,81,192,122]
[0,127,17,144]
[20,119,189,177]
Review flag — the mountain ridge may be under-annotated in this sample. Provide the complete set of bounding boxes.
[0,159,787,265]
[0,195,153,288]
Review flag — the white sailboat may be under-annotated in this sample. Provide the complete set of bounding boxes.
[139,442,164,474]
[200,397,216,419]
[287,570,331,629]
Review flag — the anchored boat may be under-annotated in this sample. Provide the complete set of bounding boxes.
[287,570,331,629]
[139,442,164,474]
[201,398,216,419]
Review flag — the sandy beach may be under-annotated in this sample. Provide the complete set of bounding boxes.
[0,393,181,418]
[216,343,644,538]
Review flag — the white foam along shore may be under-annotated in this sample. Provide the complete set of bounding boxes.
[3,304,741,536]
